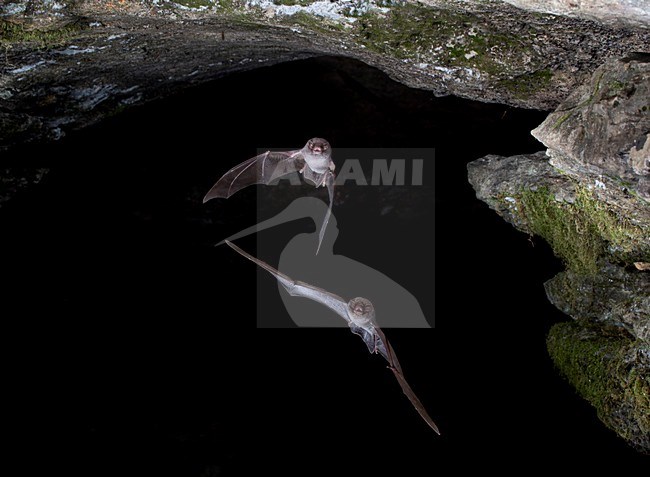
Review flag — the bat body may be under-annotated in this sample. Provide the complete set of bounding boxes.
[204,138,336,253]
[225,240,440,435]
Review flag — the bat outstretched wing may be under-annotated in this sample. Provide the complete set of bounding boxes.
[375,327,441,435]
[203,150,305,202]
[225,241,350,322]
[225,240,440,435]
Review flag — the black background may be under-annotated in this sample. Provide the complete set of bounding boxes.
[2,57,647,474]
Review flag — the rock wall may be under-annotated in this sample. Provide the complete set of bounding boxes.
[468,56,650,453]
[1,0,648,153]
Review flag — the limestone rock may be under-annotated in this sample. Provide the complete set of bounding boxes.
[532,54,650,199]
[502,0,650,29]
[467,151,574,232]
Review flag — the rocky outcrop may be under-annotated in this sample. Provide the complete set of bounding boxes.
[468,55,650,453]
[532,54,650,200]
[546,264,650,343]
[0,0,648,153]
[467,151,575,231]
[502,0,650,29]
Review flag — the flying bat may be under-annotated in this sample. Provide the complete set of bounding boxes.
[225,240,440,435]
[203,138,336,254]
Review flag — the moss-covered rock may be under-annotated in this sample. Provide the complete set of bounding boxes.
[468,54,650,453]
[519,186,650,274]
[547,322,650,454]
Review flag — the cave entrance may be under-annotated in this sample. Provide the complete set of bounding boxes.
[3,56,638,473]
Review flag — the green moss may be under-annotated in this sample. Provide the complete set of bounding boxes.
[354,4,536,75]
[547,322,625,415]
[518,186,649,275]
[608,79,626,93]
[628,367,650,439]
[356,7,473,60]
[498,69,553,99]
[174,0,215,7]
[554,71,605,129]
[553,110,573,130]
[519,187,602,275]
[0,20,83,49]
[547,322,650,442]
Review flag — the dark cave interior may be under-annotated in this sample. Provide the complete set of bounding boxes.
[2,56,647,474]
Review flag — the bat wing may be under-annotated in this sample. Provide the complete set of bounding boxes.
[225,241,350,322]
[203,150,305,202]
[316,172,335,255]
[350,324,379,354]
[375,326,440,435]
[225,240,440,434]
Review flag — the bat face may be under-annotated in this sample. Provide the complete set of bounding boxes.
[346,297,375,326]
[303,138,333,174]
[306,137,330,155]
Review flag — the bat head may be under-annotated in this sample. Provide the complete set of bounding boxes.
[306,137,331,156]
[347,297,375,325]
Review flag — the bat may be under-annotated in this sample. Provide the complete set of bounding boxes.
[203,138,336,254]
[225,240,440,435]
